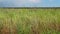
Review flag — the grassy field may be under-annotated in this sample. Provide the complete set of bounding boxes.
[0,8,60,34]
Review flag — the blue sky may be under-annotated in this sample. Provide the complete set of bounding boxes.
[0,0,60,7]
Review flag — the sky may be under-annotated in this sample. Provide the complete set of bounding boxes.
[0,0,60,7]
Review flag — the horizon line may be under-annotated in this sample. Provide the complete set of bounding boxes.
[0,7,60,9]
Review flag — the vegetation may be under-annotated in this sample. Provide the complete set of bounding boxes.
[0,8,60,34]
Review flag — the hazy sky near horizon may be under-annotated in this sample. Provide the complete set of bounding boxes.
[0,0,60,7]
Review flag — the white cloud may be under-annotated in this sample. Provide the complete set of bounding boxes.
[0,0,42,7]
[29,0,41,3]
[12,0,41,6]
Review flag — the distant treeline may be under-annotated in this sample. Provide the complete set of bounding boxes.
[0,7,60,9]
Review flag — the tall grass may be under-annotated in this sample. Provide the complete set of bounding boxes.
[0,8,60,34]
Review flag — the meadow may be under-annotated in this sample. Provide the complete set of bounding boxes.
[0,8,60,34]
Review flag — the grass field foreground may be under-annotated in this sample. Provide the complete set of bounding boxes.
[0,8,60,34]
